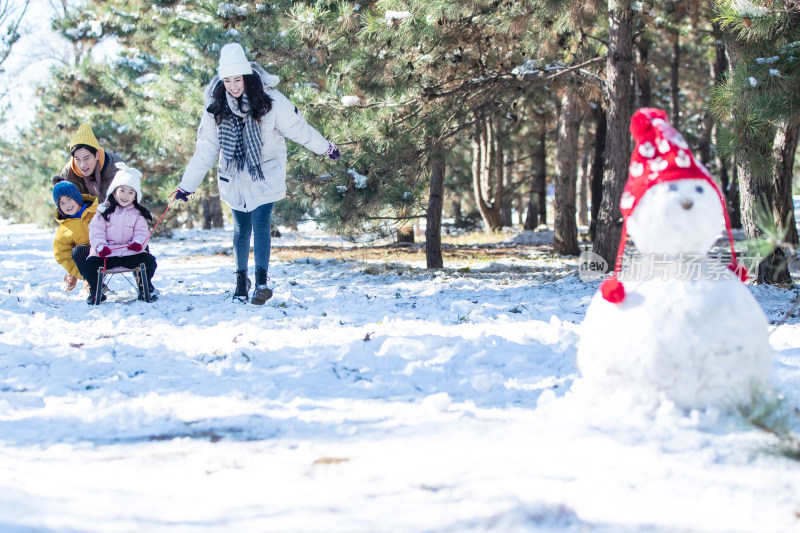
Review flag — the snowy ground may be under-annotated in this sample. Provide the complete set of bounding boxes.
[1,221,799,533]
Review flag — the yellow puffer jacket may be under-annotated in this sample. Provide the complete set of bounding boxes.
[53,194,98,278]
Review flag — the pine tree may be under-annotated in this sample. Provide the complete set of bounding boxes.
[712,0,800,284]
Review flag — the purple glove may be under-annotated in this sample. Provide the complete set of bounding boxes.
[327,143,340,160]
[127,242,143,252]
[175,188,191,202]
[97,246,111,258]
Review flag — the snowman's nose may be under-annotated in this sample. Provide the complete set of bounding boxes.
[681,199,694,210]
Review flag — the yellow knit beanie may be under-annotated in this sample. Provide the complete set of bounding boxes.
[69,124,101,154]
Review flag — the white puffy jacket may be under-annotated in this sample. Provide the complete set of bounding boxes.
[179,66,330,212]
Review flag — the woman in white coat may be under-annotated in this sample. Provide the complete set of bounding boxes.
[175,43,340,304]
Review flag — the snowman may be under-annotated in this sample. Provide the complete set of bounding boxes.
[576,108,772,410]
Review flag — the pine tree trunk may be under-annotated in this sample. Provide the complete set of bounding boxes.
[500,151,513,228]
[451,197,465,228]
[737,160,791,284]
[772,121,799,245]
[202,195,224,230]
[577,137,591,227]
[670,34,680,128]
[634,39,651,109]
[698,113,714,166]
[425,147,446,269]
[493,121,506,228]
[471,114,502,232]
[554,91,582,256]
[721,19,790,284]
[593,0,634,265]
[727,162,741,229]
[590,105,607,241]
[525,130,547,230]
[711,23,737,227]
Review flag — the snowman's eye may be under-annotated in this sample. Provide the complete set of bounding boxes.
[668,183,678,192]
[695,186,704,193]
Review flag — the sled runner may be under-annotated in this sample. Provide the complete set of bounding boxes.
[94,264,151,304]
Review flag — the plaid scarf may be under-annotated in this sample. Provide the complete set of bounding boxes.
[218,92,265,181]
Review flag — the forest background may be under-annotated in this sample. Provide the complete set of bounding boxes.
[0,0,799,282]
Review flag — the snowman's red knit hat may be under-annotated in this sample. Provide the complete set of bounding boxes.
[600,107,745,304]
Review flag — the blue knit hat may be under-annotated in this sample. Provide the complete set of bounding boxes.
[53,181,84,209]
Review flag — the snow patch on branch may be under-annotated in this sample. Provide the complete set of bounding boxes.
[748,76,758,87]
[733,0,770,17]
[348,169,368,188]
[65,20,103,39]
[217,3,249,18]
[341,95,363,107]
[511,59,540,75]
[385,10,411,24]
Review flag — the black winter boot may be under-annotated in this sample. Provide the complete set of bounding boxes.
[251,266,272,305]
[233,270,250,303]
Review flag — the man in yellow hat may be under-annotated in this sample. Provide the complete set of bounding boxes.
[54,124,126,202]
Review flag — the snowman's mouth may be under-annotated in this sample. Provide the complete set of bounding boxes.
[681,199,694,210]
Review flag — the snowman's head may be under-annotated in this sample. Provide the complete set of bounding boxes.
[599,107,744,305]
[626,178,724,255]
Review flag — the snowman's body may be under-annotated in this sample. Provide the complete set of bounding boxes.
[577,179,772,409]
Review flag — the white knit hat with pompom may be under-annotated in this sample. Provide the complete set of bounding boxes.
[106,162,143,202]
[218,43,253,79]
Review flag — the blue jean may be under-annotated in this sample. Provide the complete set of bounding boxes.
[231,202,274,273]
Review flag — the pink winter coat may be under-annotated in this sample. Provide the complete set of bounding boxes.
[88,204,150,258]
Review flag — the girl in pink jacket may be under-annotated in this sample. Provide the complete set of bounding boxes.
[81,163,158,305]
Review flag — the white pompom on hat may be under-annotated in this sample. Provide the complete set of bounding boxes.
[107,162,143,202]
[218,43,253,79]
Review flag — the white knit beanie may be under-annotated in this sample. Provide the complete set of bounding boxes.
[218,43,253,79]
[107,162,143,202]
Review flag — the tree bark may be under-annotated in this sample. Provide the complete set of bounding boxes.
[772,122,799,245]
[425,144,446,268]
[670,34,680,128]
[472,117,503,232]
[500,151,513,228]
[593,0,634,265]
[698,113,714,167]
[577,135,591,227]
[634,38,651,109]
[554,90,582,256]
[727,161,741,229]
[711,27,738,227]
[471,114,503,232]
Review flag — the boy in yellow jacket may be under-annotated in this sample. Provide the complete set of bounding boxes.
[53,180,98,292]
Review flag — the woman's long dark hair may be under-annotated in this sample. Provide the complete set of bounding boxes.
[100,193,153,222]
[207,72,273,125]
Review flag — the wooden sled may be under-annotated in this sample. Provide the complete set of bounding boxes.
[93,263,151,304]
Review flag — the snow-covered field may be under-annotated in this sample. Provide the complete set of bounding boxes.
[1,221,799,533]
